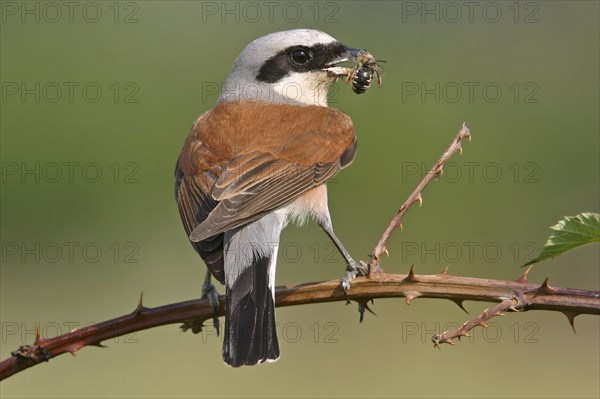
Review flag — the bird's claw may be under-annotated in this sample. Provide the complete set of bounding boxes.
[340,260,369,304]
[202,282,221,336]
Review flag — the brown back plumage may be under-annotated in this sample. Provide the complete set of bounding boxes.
[175,101,356,284]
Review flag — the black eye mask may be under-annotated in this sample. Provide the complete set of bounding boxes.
[256,41,347,84]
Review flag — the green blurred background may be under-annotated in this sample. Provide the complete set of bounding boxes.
[1,1,598,398]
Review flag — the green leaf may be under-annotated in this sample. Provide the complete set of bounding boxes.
[524,212,600,266]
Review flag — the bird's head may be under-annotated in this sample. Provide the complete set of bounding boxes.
[218,29,360,107]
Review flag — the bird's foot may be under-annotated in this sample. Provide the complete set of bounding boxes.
[201,282,221,336]
[340,260,369,304]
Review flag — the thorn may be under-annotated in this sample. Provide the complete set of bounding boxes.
[440,265,450,275]
[90,342,108,348]
[563,312,578,334]
[399,223,403,231]
[446,339,456,346]
[458,145,463,156]
[134,291,147,315]
[460,123,472,140]
[33,323,42,345]
[416,194,423,207]
[357,299,377,323]
[479,321,489,328]
[516,265,533,283]
[68,342,85,355]
[536,276,556,295]
[450,299,469,314]
[365,303,377,316]
[404,291,421,305]
[405,264,417,282]
[363,301,377,316]
[358,303,365,323]
[383,248,389,257]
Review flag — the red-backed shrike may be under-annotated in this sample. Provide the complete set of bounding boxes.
[175,29,369,367]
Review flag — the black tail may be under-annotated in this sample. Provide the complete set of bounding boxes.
[223,255,279,367]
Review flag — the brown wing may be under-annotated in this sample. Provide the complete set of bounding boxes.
[175,156,227,283]
[189,153,341,242]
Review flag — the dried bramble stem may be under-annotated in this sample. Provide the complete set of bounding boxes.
[369,123,471,273]
[2,265,598,380]
[432,298,518,348]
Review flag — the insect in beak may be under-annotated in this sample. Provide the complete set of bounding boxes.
[325,49,385,95]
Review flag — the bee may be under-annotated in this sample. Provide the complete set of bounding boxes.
[345,50,384,95]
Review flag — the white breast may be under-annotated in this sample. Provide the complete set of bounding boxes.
[284,184,330,226]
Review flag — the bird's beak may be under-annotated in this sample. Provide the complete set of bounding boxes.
[332,46,362,65]
[323,46,362,76]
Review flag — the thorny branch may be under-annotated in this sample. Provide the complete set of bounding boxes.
[2,124,599,381]
[432,297,519,348]
[2,267,599,380]
[369,122,471,272]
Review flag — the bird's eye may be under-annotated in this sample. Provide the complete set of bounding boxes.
[291,48,311,64]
